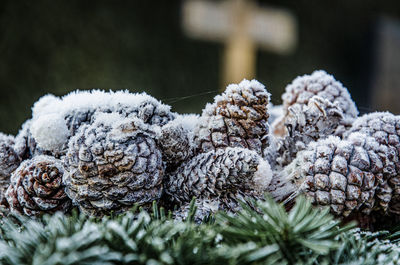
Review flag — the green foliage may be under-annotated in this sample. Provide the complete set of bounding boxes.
[323,229,400,265]
[216,196,354,264]
[0,196,399,265]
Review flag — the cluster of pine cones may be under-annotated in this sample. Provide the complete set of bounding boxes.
[0,71,398,228]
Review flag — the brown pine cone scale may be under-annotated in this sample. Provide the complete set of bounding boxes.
[6,155,71,216]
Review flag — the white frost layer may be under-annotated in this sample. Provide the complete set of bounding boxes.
[30,89,172,152]
[347,111,397,132]
[203,78,270,116]
[283,70,359,119]
[30,114,70,151]
[32,90,171,119]
[253,158,273,192]
[171,113,200,132]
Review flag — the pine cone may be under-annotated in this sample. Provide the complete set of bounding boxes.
[164,147,272,208]
[194,79,270,156]
[285,133,395,219]
[5,155,71,216]
[29,90,176,155]
[272,70,358,137]
[34,90,176,134]
[345,112,400,145]
[344,112,400,214]
[0,133,21,204]
[157,115,198,169]
[275,96,344,167]
[63,113,164,217]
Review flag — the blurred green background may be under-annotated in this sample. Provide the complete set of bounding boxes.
[0,0,399,134]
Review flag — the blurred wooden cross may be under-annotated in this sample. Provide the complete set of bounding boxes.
[182,0,297,88]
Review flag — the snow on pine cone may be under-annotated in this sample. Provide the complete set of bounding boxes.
[283,133,398,219]
[5,155,71,216]
[164,147,272,212]
[0,133,21,204]
[157,114,199,169]
[275,96,344,167]
[194,79,270,156]
[63,113,164,217]
[28,90,176,155]
[272,70,358,137]
[344,112,400,213]
[13,120,51,160]
[345,112,400,148]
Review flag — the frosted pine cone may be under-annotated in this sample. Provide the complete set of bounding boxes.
[164,147,272,208]
[195,79,270,156]
[284,133,397,219]
[0,133,21,204]
[345,112,400,146]
[157,114,198,169]
[344,112,400,214]
[63,113,164,217]
[272,70,358,137]
[276,96,344,167]
[29,90,176,154]
[5,155,71,216]
[32,91,175,130]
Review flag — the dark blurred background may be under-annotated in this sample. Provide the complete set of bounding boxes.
[0,0,400,134]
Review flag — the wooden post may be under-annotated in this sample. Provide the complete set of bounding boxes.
[182,0,297,89]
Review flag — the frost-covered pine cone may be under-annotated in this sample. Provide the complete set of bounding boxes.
[275,96,344,167]
[157,114,198,169]
[0,133,21,204]
[28,90,176,154]
[164,147,272,209]
[63,113,164,217]
[194,79,270,156]
[5,155,71,216]
[283,133,399,220]
[344,112,400,146]
[272,70,358,137]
